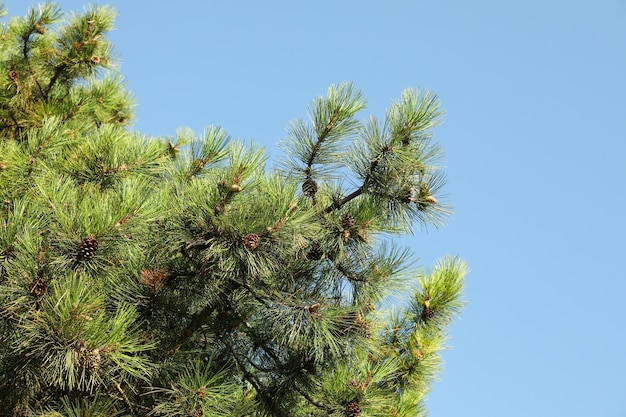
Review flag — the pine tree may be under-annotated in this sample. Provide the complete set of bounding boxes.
[0,3,467,417]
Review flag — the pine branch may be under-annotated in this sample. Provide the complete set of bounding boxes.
[225,337,292,417]
[327,253,362,283]
[26,139,49,175]
[213,184,240,216]
[169,302,219,353]
[323,142,393,213]
[224,338,262,394]
[21,31,33,60]
[294,383,332,412]
[44,64,67,100]
[0,15,462,413]
[170,277,246,352]
[114,381,135,415]
[305,111,340,173]
[324,187,363,213]
[20,31,46,99]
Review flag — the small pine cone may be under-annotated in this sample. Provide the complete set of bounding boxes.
[345,401,361,417]
[356,315,372,338]
[8,70,18,81]
[306,243,324,260]
[34,23,46,34]
[341,213,355,229]
[140,268,168,293]
[424,195,438,204]
[29,278,48,297]
[302,178,318,197]
[243,233,261,250]
[416,182,437,210]
[413,347,425,360]
[422,307,435,320]
[217,179,229,190]
[86,348,101,372]
[305,302,320,319]
[400,186,415,203]
[355,226,369,243]
[78,235,98,260]
[213,203,225,216]
[90,55,100,64]
[348,379,363,392]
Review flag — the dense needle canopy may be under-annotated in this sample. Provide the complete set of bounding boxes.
[0,3,466,416]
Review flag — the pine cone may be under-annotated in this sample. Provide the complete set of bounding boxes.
[399,185,415,203]
[306,243,324,260]
[78,235,98,260]
[34,23,46,34]
[140,268,168,293]
[302,178,318,197]
[305,302,320,319]
[355,226,369,243]
[348,379,364,392]
[86,348,101,372]
[422,307,435,320]
[363,299,375,313]
[243,233,261,250]
[345,401,361,417]
[356,315,372,338]
[416,182,437,210]
[341,213,355,229]
[29,278,48,297]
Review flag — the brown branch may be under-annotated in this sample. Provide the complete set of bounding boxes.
[323,142,394,213]
[184,237,213,251]
[223,294,330,413]
[114,381,135,414]
[306,112,339,170]
[326,252,368,285]
[169,302,218,353]
[44,65,66,100]
[294,384,332,412]
[224,337,262,392]
[170,277,244,352]
[323,187,363,214]
[22,32,33,60]
[27,140,49,168]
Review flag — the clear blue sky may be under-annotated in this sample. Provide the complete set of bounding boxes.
[4,1,626,416]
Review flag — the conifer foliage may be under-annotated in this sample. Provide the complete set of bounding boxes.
[0,3,467,416]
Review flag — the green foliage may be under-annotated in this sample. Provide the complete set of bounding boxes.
[0,3,467,416]
[149,359,243,417]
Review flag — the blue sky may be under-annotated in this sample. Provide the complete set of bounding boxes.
[3,1,626,416]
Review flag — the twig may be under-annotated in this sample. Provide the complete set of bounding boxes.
[323,142,394,213]
[114,381,135,414]
[294,384,332,412]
